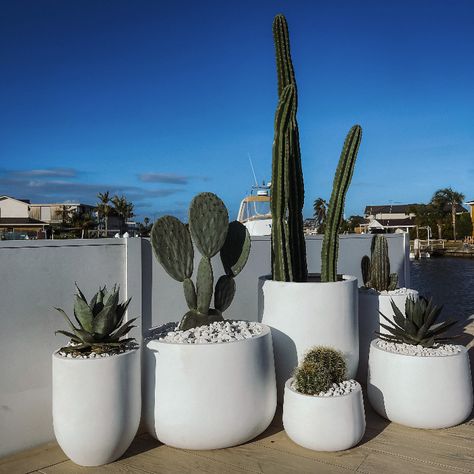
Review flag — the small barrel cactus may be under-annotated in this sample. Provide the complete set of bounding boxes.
[293,346,347,395]
[361,234,398,291]
[151,192,251,331]
[55,284,137,354]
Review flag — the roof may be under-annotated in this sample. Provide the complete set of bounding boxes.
[373,218,417,227]
[0,217,48,226]
[0,196,31,206]
[364,204,418,215]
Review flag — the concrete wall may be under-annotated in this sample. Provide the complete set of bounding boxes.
[0,233,408,458]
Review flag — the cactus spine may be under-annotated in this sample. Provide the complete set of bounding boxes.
[361,234,398,291]
[151,193,251,330]
[321,125,362,282]
[271,14,308,282]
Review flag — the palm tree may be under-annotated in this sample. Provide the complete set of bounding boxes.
[97,191,111,237]
[431,188,465,241]
[70,211,96,239]
[313,197,328,230]
[111,195,134,235]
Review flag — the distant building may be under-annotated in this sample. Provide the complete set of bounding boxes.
[466,199,474,237]
[361,204,418,233]
[29,202,95,224]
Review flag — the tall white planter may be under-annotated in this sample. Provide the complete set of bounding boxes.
[146,324,276,450]
[357,289,418,382]
[368,340,473,429]
[52,348,141,466]
[283,378,365,451]
[259,275,359,398]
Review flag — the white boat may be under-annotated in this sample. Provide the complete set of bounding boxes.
[237,183,272,236]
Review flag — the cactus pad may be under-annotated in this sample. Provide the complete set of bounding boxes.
[220,221,251,277]
[179,309,223,331]
[183,278,197,310]
[196,257,213,315]
[214,275,236,312]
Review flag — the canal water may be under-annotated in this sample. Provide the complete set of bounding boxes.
[410,257,474,323]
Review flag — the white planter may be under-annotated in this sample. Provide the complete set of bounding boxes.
[357,289,418,382]
[368,340,473,429]
[283,378,365,451]
[52,348,141,466]
[146,324,276,449]
[259,275,359,398]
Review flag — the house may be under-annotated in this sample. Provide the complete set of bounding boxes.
[465,199,474,237]
[0,196,48,237]
[28,202,95,224]
[361,204,418,233]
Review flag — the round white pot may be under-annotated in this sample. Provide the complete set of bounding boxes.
[259,275,359,398]
[52,348,141,466]
[368,340,473,429]
[283,378,366,451]
[145,324,276,449]
[357,289,418,383]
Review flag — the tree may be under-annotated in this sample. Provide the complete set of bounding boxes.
[431,188,465,240]
[70,210,96,239]
[96,191,111,237]
[313,197,328,232]
[111,195,134,234]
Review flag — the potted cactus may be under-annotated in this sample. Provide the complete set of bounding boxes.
[368,295,473,429]
[145,192,276,450]
[259,14,362,397]
[357,234,418,381]
[52,285,140,466]
[283,346,366,451]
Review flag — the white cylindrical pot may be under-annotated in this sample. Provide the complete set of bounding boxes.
[259,275,359,398]
[283,378,365,451]
[146,324,276,449]
[52,348,141,466]
[357,289,418,383]
[368,340,473,429]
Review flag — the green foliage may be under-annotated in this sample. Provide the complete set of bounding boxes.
[55,284,136,354]
[456,213,473,239]
[293,346,347,395]
[377,295,458,348]
[321,125,362,282]
[151,192,251,331]
[271,14,308,283]
[361,235,398,291]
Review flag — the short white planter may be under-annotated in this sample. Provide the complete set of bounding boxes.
[52,348,141,466]
[259,275,359,398]
[146,324,276,449]
[357,288,418,382]
[283,378,366,451]
[368,339,473,429]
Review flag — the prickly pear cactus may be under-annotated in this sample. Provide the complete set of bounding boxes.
[361,234,399,292]
[151,192,251,331]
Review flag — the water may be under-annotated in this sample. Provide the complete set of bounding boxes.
[410,257,474,323]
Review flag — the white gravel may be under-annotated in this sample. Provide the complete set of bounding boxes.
[57,342,138,359]
[147,320,263,344]
[292,380,359,397]
[376,340,462,356]
[360,287,418,297]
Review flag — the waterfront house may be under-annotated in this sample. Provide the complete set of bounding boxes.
[361,204,418,233]
[466,199,474,236]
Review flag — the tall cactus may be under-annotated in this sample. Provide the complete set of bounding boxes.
[151,192,251,330]
[361,234,398,291]
[271,14,308,282]
[321,125,362,282]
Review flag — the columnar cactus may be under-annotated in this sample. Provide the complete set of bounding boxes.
[271,14,308,282]
[151,192,251,331]
[321,125,362,282]
[361,234,398,291]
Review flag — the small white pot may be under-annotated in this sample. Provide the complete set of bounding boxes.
[146,324,276,449]
[368,340,473,429]
[283,378,366,451]
[357,289,418,382]
[259,275,359,398]
[52,348,141,466]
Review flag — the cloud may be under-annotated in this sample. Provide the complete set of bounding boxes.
[14,168,78,178]
[139,173,189,184]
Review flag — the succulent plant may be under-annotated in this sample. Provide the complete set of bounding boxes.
[151,192,251,331]
[321,125,362,282]
[377,295,458,348]
[55,284,136,354]
[293,346,347,395]
[361,235,398,291]
[271,14,308,283]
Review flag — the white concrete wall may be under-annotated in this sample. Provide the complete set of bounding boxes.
[0,197,29,218]
[0,233,408,458]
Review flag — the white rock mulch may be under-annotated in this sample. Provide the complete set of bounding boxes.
[376,340,462,356]
[147,320,263,344]
[360,287,418,296]
[57,341,138,359]
[292,380,359,397]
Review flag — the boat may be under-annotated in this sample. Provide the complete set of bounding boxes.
[237,182,272,236]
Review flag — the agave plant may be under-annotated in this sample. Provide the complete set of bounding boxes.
[377,296,458,348]
[55,284,137,354]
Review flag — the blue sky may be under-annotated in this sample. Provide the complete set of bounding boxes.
[1,0,473,221]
